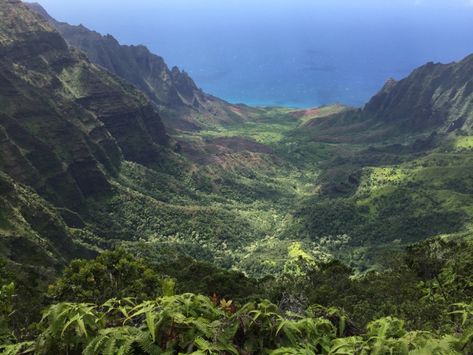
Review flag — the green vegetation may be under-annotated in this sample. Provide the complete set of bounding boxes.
[48,249,163,304]
[199,108,299,145]
[3,239,473,354]
[5,2,473,352]
[72,103,473,275]
[4,297,468,354]
[4,96,473,349]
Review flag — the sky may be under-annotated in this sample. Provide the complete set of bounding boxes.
[34,0,473,107]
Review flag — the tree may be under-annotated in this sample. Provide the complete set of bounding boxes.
[48,249,162,304]
[0,259,15,343]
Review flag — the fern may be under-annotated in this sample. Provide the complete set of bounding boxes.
[329,336,365,354]
[450,302,473,327]
[456,327,473,353]
[0,341,35,355]
[365,317,407,355]
[12,296,473,355]
[192,336,239,354]
[410,332,460,354]
[84,326,160,355]
[276,319,303,346]
[269,345,316,355]
[102,298,138,321]
[35,302,102,354]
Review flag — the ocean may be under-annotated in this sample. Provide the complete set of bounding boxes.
[40,0,473,108]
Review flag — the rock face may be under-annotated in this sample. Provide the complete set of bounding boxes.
[26,2,247,131]
[0,0,168,208]
[364,56,473,132]
[0,0,169,269]
[54,24,200,110]
[302,55,473,142]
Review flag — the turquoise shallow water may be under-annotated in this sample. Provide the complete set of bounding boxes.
[40,0,473,108]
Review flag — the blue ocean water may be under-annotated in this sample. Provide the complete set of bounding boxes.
[39,0,473,108]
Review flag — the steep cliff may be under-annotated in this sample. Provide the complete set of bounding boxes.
[27,2,250,131]
[300,55,473,144]
[364,55,473,132]
[0,0,168,208]
[0,0,170,269]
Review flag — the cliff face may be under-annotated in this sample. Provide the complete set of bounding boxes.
[26,2,248,131]
[300,55,473,143]
[53,23,198,110]
[364,55,473,132]
[0,0,170,270]
[0,0,168,208]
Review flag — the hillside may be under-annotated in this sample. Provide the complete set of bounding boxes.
[0,0,170,274]
[300,55,473,144]
[364,56,473,132]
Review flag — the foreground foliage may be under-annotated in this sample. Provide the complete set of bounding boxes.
[3,237,473,354]
[1,294,472,354]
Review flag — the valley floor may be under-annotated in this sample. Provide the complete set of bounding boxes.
[81,104,473,276]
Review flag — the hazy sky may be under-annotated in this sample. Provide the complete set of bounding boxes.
[34,0,473,107]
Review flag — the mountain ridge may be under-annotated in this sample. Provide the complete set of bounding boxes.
[26,2,253,131]
[364,54,473,131]
[0,0,171,275]
[295,53,473,147]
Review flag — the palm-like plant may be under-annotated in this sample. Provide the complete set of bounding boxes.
[0,341,35,355]
[6,296,473,355]
[83,326,162,355]
[232,300,282,352]
[329,336,365,354]
[125,294,231,353]
[35,302,102,354]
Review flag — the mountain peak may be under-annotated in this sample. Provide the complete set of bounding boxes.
[363,54,473,132]
[380,77,398,93]
[24,2,51,19]
[0,0,168,199]
[26,2,240,131]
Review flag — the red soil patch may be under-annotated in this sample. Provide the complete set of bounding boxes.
[211,137,273,154]
[290,108,321,119]
[178,136,275,168]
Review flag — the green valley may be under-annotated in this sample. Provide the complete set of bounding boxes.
[2,1,473,353]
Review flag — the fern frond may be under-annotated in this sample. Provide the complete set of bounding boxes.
[0,341,35,355]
